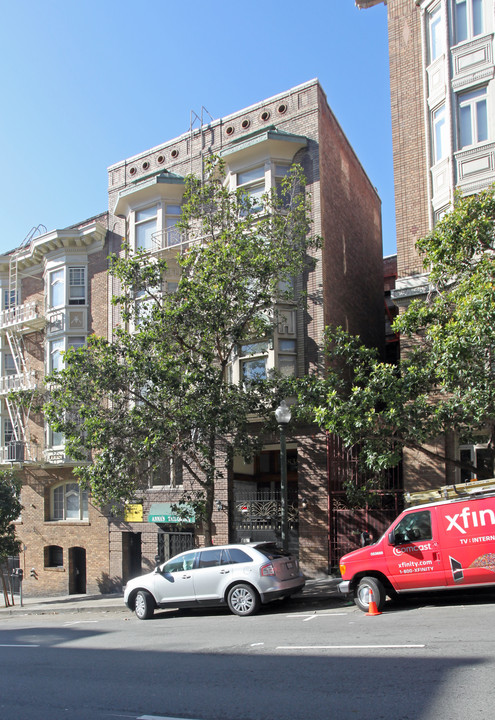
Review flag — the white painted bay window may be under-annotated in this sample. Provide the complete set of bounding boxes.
[428,4,443,63]
[135,205,158,251]
[432,104,448,163]
[240,341,269,383]
[455,0,484,43]
[458,87,488,149]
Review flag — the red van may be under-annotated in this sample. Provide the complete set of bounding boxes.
[338,487,495,612]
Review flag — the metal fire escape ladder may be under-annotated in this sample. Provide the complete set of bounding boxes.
[2,225,46,461]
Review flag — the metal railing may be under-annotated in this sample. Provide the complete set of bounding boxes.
[0,301,44,331]
[0,442,40,464]
[0,372,37,395]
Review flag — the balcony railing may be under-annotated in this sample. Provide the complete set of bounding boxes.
[0,301,45,332]
[0,442,40,464]
[150,226,191,254]
[0,372,37,396]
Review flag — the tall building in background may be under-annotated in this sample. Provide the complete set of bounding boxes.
[357,0,495,490]
[2,80,385,596]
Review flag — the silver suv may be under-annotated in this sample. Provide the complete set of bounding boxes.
[124,542,305,618]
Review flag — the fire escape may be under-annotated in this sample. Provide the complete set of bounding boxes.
[0,226,46,463]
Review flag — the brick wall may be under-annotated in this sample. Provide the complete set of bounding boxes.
[387,0,430,279]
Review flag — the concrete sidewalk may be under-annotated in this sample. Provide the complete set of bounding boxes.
[0,576,343,616]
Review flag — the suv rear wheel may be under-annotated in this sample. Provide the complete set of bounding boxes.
[227,583,260,616]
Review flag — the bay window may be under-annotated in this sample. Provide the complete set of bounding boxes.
[455,0,484,43]
[458,87,488,149]
[240,341,269,383]
[432,104,448,163]
[428,4,443,63]
[135,205,158,251]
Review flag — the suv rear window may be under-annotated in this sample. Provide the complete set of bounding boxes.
[254,543,289,560]
[227,548,253,564]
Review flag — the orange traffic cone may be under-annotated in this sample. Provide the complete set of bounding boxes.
[366,587,382,616]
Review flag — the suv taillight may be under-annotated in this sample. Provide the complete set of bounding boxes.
[260,562,275,577]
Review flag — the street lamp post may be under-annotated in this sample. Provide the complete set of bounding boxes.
[275,400,292,553]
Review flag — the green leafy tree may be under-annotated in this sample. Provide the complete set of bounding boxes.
[40,158,320,544]
[0,469,22,605]
[294,185,495,487]
[0,470,22,563]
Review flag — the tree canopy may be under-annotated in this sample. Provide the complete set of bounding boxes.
[39,157,320,543]
[293,185,495,485]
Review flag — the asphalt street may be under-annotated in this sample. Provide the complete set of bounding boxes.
[1,589,494,720]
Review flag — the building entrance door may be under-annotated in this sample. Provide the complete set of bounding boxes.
[68,547,86,594]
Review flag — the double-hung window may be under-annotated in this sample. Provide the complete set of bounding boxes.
[49,269,65,308]
[458,87,488,149]
[69,267,86,305]
[455,0,484,43]
[428,4,444,63]
[135,205,158,251]
[278,339,297,377]
[238,166,265,214]
[240,341,269,384]
[432,104,448,163]
[49,339,65,373]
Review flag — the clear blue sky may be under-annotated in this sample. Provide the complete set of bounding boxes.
[0,0,394,255]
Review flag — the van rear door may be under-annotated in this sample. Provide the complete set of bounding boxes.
[436,496,495,587]
[385,508,446,591]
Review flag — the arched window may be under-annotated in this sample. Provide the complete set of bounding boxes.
[51,482,88,521]
[44,545,63,567]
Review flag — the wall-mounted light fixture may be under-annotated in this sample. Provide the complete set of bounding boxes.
[300,497,308,510]
[215,499,224,511]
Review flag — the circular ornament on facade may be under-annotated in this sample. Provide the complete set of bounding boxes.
[171,149,179,159]
[260,110,270,122]
[241,118,251,129]
[277,103,288,114]
[225,125,235,136]
[129,167,137,176]
[142,161,150,171]
[157,154,165,164]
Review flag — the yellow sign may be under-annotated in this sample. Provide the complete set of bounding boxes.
[124,504,143,522]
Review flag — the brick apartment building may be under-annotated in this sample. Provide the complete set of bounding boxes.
[3,79,384,596]
[357,0,495,491]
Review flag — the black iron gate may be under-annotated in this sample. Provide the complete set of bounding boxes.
[328,434,403,568]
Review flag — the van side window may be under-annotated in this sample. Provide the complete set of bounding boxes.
[394,510,432,544]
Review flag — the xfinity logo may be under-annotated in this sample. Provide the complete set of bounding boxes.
[445,506,495,535]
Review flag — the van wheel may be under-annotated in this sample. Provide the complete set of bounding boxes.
[134,590,154,620]
[354,577,385,613]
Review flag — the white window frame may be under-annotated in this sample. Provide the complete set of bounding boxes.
[454,0,484,44]
[428,4,444,63]
[459,443,493,482]
[134,205,158,251]
[432,104,448,163]
[277,338,297,378]
[48,268,65,309]
[458,86,488,149]
[68,267,86,305]
[51,481,88,521]
[240,341,269,384]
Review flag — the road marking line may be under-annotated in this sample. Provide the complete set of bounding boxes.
[64,620,99,626]
[289,613,348,618]
[276,644,426,650]
[250,642,264,646]
[138,716,205,720]
[0,644,40,647]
